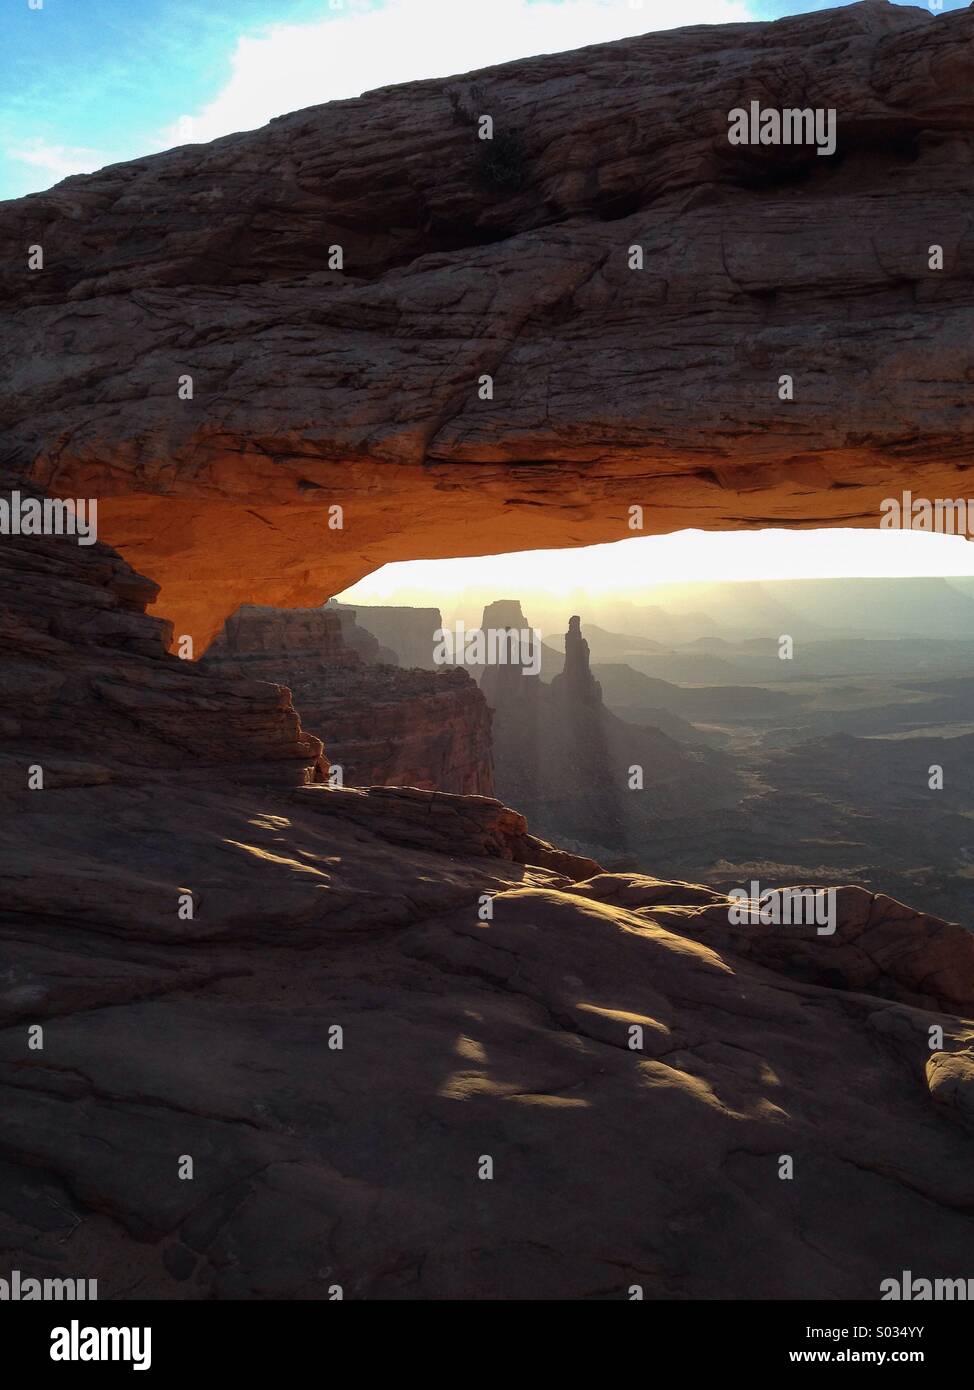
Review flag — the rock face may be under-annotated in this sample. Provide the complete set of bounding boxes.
[482,608,744,865]
[4,496,974,1298]
[330,601,442,670]
[574,875,974,1016]
[202,604,494,794]
[551,615,602,708]
[330,607,399,667]
[208,604,353,665]
[475,598,542,714]
[0,473,325,791]
[4,1,974,1304]
[1,2,972,647]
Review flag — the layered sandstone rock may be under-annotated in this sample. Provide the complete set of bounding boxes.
[573,874,974,1015]
[207,604,353,665]
[0,473,324,791]
[4,781,974,1298]
[306,667,494,793]
[331,607,398,666]
[300,783,600,880]
[0,3,971,646]
[330,601,441,670]
[3,497,974,1298]
[203,603,494,794]
[4,2,974,1304]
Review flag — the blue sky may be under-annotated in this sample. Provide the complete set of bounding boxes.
[0,0,965,201]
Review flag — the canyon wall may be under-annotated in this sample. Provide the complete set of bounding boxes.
[330,607,399,666]
[0,473,325,792]
[203,604,494,794]
[5,493,974,1297]
[330,602,442,670]
[0,2,971,648]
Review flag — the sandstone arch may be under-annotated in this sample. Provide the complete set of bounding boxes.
[6,1,974,1307]
[1,0,972,648]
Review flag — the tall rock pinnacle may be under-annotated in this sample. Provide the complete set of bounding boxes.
[553,615,603,708]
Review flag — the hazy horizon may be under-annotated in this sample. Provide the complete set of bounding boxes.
[337,527,974,627]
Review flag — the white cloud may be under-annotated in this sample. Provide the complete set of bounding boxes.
[159,0,753,149]
[6,137,108,182]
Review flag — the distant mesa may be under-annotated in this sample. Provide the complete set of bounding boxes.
[327,599,443,670]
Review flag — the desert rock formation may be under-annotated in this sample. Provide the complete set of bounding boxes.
[203,603,494,794]
[551,615,603,708]
[483,609,744,864]
[330,601,442,670]
[0,473,325,791]
[3,477,974,1297]
[575,875,974,1015]
[3,2,974,1303]
[0,3,971,646]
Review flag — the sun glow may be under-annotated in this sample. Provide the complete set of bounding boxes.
[338,527,974,610]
